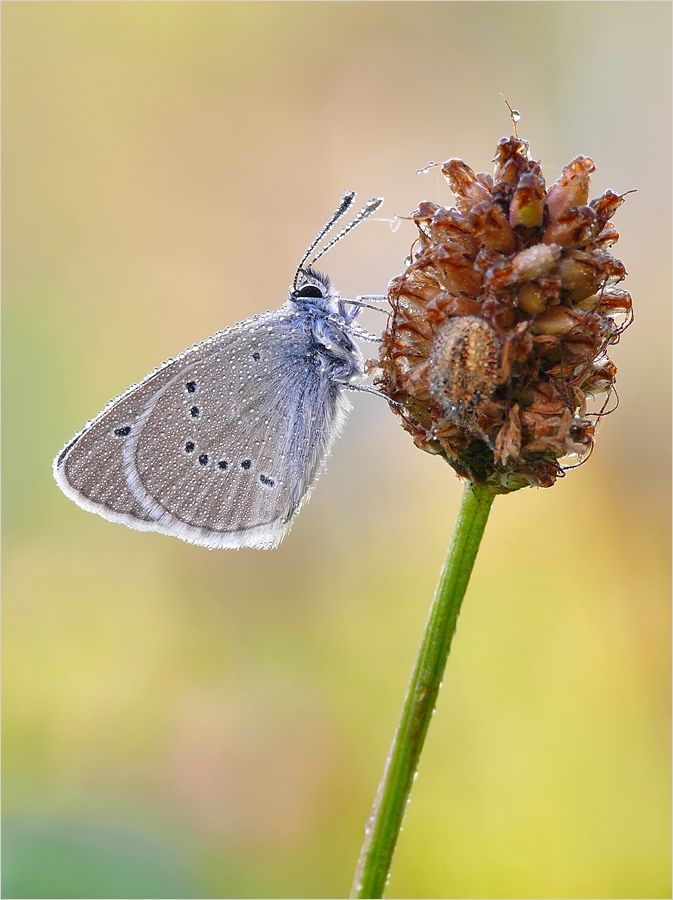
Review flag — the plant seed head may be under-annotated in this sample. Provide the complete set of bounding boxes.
[378,134,632,490]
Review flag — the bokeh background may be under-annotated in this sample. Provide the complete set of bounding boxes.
[3,3,670,898]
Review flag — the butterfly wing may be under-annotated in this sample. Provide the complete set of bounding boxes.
[54,306,350,549]
[54,354,203,531]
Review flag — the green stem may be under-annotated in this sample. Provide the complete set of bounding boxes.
[350,481,496,899]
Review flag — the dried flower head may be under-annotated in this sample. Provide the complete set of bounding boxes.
[377,135,632,491]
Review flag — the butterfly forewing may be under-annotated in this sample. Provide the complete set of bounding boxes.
[55,306,350,549]
[55,311,280,530]
[54,349,229,529]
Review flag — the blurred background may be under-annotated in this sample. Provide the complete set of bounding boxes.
[2,3,670,898]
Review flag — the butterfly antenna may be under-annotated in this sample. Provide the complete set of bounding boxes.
[293,192,356,291]
[307,196,384,269]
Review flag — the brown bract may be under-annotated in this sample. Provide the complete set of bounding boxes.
[376,136,632,490]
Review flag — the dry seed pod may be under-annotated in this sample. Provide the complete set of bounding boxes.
[378,134,632,491]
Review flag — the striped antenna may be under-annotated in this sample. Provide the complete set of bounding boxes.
[293,192,356,291]
[307,196,384,269]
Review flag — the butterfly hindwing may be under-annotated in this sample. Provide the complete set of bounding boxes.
[123,308,349,548]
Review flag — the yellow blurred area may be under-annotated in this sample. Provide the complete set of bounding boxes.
[2,3,670,898]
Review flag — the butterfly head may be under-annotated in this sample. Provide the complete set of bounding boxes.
[290,267,339,314]
[290,192,384,312]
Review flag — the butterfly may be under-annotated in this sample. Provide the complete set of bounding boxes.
[53,192,387,549]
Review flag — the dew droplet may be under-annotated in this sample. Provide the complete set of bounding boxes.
[416,160,437,175]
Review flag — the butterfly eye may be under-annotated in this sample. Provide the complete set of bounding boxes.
[295,284,324,299]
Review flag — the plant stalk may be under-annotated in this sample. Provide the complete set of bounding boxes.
[350,481,496,898]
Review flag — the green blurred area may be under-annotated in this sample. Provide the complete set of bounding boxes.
[2,3,670,898]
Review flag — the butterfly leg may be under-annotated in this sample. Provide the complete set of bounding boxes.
[337,381,402,407]
[347,322,383,344]
[344,295,389,323]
